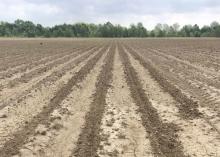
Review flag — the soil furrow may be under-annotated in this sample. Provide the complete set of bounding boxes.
[0,50,77,88]
[150,48,220,73]
[0,47,102,147]
[118,45,185,157]
[0,47,75,72]
[126,46,220,131]
[125,46,201,119]
[127,50,220,157]
[16,48,108,157]
[125,46,220,134]
[144,47,220,89]
[0,38,219,157]
[0,47,80,76]
[4,47,89,88]
[0,46,100,110]
[0,46,90,82]
[73,44,115,157]
[0,42,85,72]
[97,48,154,157]
[148,48,220,77]
[0,46,107,157]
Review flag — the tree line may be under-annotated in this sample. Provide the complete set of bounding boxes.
[0,19,220,37]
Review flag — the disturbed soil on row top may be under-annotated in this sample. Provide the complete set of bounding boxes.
[0,38,219,157]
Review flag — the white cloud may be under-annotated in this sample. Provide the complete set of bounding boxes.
[0,0,62,24]
[0,0,220,29]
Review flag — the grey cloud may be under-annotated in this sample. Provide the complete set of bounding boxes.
[0,0,220,27]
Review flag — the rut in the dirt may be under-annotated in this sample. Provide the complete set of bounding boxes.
[0,46,92,79]
[4,47,89,88]
[0,46,100,111]
[118,45,186,157]
[125,46,201,120]
[97,49,154,156]
[0,46,108,157]
[73,45,115,157]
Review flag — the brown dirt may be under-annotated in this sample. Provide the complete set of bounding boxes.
[0,46,100,110]
[16,47,108,157]
[125,46,202,119]
[0,38,219,157]
[97,48,154,156]
[118,45,186,157]
[73,44,115,157]
[127,50,220,157]
[0,47,101,148]
[124,44,220,134]
[0,45,107,157]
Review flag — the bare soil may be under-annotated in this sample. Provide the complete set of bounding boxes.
[0,38,219,157]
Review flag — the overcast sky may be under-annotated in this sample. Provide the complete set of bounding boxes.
[0,0,220,29]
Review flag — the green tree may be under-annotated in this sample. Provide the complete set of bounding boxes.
[73,23,89,37]
[128,24,136,37]
[210,21,220,37]
[154,24,165,37]
[137,22,148,37]
[0,19,220,38]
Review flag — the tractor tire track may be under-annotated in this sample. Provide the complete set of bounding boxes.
[125,46,201,120]
[97,48,154,157]
[119,45,185,157]
[0,47,81,78]
[73,44,115,157]
[0,46,91,85]
[127,49,220,157]
[0,47,100,110]
[0,47,77,72]
[125,46,220,135]
[0,47,102,148]
[15,47,108,157]
[3,47,93,89]
[0,46,107,157]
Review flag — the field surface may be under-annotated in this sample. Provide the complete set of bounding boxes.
[0,38,219,157]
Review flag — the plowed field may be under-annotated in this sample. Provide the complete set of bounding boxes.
[0,38,219,157]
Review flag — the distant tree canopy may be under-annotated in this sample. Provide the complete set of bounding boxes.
[0,19,220,37]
